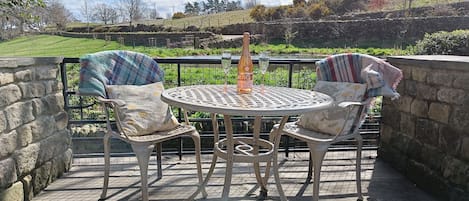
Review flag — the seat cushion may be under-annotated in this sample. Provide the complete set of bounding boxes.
[106,82,179,136]
[297,81,367,135]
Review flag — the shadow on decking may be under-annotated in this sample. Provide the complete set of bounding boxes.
[32,151,437,201]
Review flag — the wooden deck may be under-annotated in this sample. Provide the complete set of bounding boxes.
[32,151,437,201]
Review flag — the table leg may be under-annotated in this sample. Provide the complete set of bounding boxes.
[264,116,289,201]
[221,115,234,201]
[189,113,220,200]
[252,116,269,198]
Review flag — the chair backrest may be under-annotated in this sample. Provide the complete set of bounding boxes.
[316,53,402,99]
[312,53,402,136]
[78,50,164,97]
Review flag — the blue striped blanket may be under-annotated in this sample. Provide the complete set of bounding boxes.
[78,50,164,97]
[316,53,403,99]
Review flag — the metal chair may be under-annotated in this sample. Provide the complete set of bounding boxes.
[269,53,403,201]
[78,50,207,201]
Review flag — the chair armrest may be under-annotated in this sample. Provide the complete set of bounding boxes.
[96,97,126,107]
[337,101,367,108]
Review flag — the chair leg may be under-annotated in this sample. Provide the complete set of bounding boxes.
[306,152,313,182]
[355,135,364,201]
[308,144,327,201]
[156,142,163,179]
[190,131,208,199]
[100,133,111,200]
[131,144,155,201]
[270,127,287,201]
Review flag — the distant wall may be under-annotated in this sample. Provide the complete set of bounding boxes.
[57,32,215,48]
[222,16,469,46]
[381,55,469,201]
[0,57,72,201]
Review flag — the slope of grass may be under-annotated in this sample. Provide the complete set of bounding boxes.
[138,9,254,29]
[0,35,412,58]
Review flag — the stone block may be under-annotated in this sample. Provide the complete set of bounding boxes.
[0,158,17,189]
[44,80,59,94]
[43,94,64,115]
[0,181,24,201]
[400,113,415,137]
[21,175,33,201]
[405,80,417,96]
[63,148,73,171]
[18,82,45,99]
[442,157,468,186]
[32,161,52,195]
[381,106,401,131]
[410,99,428,118]
[0,72,14,85]
[54,112,68,130]
[427,71,453,87]
[415,118,439,147]
[461,137,469,161]
[35,67,57,80]
[453,73,469,90]
[380,124,393,143]
[437,88,465,105]
[428,103,450,124]
[16,124,32,147]
[14,143,39,177]
[4,102,34,130]
[412,67,427,82]
[439,125,461,156]
[0,111,6,133]
[396,95,412,113]
[416,83,437,101]
[0,130,17,159]
[450,106,469,131]
[14,70,32,82]
[0,84,22,108]
[31,98,45,116]
[31,116,56,142]
[37,132,69,166]
[398,64,412,79]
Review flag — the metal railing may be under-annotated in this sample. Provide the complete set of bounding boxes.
[60,56,380,157]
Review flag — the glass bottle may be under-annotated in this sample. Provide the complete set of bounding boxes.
[237,32,253,94]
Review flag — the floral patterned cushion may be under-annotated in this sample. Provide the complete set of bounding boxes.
[297,81,367,136]
[106,82,179,136]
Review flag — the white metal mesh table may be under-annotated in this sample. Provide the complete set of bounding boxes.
[161,85,333,200]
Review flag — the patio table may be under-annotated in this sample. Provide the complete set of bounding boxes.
[161,85,333,200]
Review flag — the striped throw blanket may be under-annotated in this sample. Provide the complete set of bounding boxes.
[78,50,164,97]
[316,53,403,99]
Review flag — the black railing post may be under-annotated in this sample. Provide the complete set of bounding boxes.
[177,63,183,160]
[60,61,70,129]
[285,62,294,157]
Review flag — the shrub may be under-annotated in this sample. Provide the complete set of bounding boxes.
[307,2,330,19]
[414,30,469,56]
[250,5,267,21]
[172,12,186,19]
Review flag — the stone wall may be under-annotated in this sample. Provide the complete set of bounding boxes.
[381,55,469,201]
[222,16,469,46]
[0,57,72,201]
[57,32,215,48]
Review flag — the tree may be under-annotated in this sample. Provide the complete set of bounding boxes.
[369,0,387,11]
[250,5,266,21]
[244,0,259,9]
[93,3,116,24]
[119,0,144,29]
[1,0,45,39]
[80,0,91,32]
[44,0,72,31]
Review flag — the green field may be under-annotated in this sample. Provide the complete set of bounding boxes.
[0,35,412,58]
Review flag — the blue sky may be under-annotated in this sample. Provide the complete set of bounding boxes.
[61,0,293,21]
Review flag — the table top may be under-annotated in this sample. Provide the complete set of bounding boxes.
[161,85,333,116]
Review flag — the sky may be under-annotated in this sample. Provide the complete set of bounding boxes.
[61,0,293,21]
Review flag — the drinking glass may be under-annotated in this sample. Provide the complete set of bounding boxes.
[221,50,232,92]
[258,51,270,92]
